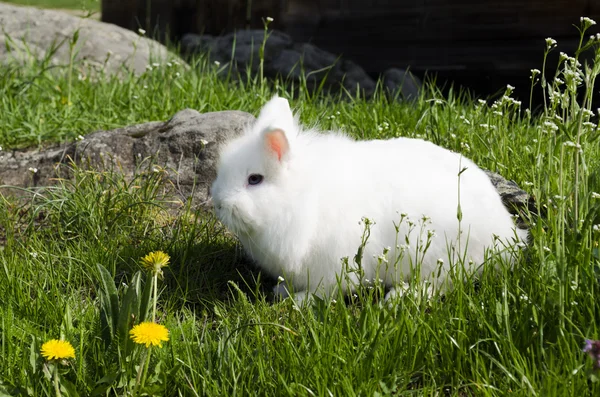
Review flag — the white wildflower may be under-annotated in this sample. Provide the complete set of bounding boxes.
[543,121,559,131]
[277,276,285,283]
[581,108,594,117]
[583,121,597,129]
[76,135,84,141]
[28,167,38,174]
[591,192,600,199]
[593,224,600,232]
[580,17,596,26]
[545,37,557,48]
[138,28,146,35]
[543,246,551,253]
[214,60,221,67]
[266,16,274,23]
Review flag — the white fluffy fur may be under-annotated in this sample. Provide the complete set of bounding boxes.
[211,97,528,301]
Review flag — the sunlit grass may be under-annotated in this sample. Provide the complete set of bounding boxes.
[0,15,599,397]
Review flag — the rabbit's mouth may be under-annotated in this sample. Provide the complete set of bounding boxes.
[215,203,254,236]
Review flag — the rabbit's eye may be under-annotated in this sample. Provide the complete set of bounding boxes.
[248,174,264,186]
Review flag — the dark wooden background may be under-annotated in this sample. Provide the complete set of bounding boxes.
[102,0,600,101]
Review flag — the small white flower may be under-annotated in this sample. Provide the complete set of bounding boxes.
[277,276,285,283]
[520,294,530,302]
[506,84,515,90]
[545,37,557,48]
[145,65,153,71]
[266,16,274,22]
[583,121,597,129]
[523,181,534,186]
[581,17,597,26]
[76,135,84,141]
[479,123,490,129]
[31,252,38,258]
[543,246,551,253]
[582,108,594,117]
[0,146,3,151]
[143,85,148,89]
[593,224,600,232]
[459,116,470,125]
[28,167,38,174]
[477,99,487,105]
[200,139,209,146]
[531,68,541,75]
[437,258,444,265]
[138,28,146,35]
[133,95,139,100]
[591,192,600,199]
[543,121,559,131]
[493,111,503,116]
[152,62,160,68]
[563,141,581,149]
[214,60,221,67]
[175,72,181,77]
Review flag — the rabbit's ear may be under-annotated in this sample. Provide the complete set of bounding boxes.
[263,128,289,162]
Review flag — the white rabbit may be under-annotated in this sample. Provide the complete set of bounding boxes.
[211,96,528,302]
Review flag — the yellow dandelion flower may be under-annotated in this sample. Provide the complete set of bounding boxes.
[40,339,75,361]
[139,251,170,277]
[130,322,169,348]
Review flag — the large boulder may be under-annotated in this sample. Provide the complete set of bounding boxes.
[0,110,255,208]
[0,3,183,76]
[0,108,533,221]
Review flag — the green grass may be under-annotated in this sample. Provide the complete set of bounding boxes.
[0,18,600,397]
[0,0,99,12]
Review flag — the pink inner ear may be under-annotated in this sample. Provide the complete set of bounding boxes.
[265,129,289,161]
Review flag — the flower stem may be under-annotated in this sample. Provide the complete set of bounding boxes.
[53,364,62,397]
[152,272,158,322]
[140,347,152,390]
[133,348,148,396]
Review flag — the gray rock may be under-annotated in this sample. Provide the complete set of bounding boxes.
[483,169,536,228]
[0,109,530,221]
[182,30,377,97]
[382,68,422,101]
[0,3,184,76]
[0,109,255,208]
